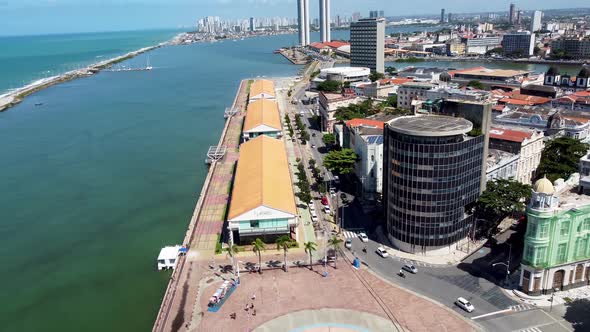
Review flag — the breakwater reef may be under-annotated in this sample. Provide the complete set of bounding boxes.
[0,43,166,112]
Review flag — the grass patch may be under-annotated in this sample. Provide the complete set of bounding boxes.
[215,233,222,254]
[564,297,573,304]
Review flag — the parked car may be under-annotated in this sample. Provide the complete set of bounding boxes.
[309,203,315,211]
[455,297,475,313]
[321,196,329,206]
[311,144,316,149]
[323,206,331,214]
[403,264,418,274]
[345,239,352,249]
[311,215,318,222]
[358,232,369,242]
[376,247,389,258]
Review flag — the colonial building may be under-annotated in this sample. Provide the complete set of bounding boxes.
[520,176,590,295]
[544,67,590,92]
[489,127,544,184]
[318,91,364,133]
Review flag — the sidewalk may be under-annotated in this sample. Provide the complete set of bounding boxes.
[373,225,487,267]
[511,285,590,308]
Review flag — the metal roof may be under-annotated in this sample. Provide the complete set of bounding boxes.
[388,115,473,137]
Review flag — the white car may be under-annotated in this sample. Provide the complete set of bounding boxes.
[309,203,315,211]
[323,206,331,214]
[345,239,352,249]
[311,215,318,222]
[358,232,369,242]
[403,264,418,274]
[376,247,389,258]
[455,297,475,313]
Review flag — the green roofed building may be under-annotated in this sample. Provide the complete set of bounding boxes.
[519,176,590,295]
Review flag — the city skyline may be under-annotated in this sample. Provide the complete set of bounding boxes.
[2,0,590,35]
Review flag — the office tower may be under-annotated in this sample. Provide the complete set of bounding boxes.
[249,17,255,32]
[503,31,535,56]
[448,13,453,23]
[382,115,486,255]
[297,0,310,45]
[517,10,523,25]
[370,10,378,18]
[531,11,542,32]
[509,3,516,24]
[378,10,385,18]
[350,18,385,73]
[336,15,341,28]
[441,9,446,23]
[319,0,331,42]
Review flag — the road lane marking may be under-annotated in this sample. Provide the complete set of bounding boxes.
[471,308,512,320]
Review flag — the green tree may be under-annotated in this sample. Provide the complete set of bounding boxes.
[369,72,385,82]
[537,137,589,182]
[382,95,397,108]
[467,80,485,90]
[327,236,343,268]
[322,133,336,146]
[304,241,317,271]
[324,149,358,174]
[317,80,342,92]
[485,47,504,56]
[385,66,397,75]
[251,238,266,274]
[276,235,294,272]
[475,179,532,237]
[295,162,312,203]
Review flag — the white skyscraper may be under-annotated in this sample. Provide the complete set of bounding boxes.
[531,10,542,32]
[297,0,310,46]
[319,0,331,42]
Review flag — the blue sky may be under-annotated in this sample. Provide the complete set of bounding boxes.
[1,0,589,35]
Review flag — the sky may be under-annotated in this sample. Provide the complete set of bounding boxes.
[1,0,589,36]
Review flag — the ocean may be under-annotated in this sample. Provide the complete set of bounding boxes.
[0,27,583,332]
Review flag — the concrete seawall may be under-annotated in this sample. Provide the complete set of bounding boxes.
[151,80,246,332]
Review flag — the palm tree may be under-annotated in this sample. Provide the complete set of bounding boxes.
[251,238,266,274]
[276,235,293,272]
[327,236,343,269]
[304,241,317,271]
[225,244,240,275]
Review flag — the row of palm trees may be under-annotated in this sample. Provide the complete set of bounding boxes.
[228,235,344,274]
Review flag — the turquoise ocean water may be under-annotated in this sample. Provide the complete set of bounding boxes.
[0,27,583,332]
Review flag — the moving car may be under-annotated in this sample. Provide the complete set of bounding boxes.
[376,247,389,258]
[321,196,329,205]
[358,232,369,243]
[403,264,418,274]
[345,239,352,249]
[455,297,475,313]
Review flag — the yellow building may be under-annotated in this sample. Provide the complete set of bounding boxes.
[249,79,276,102]
[243,99,282,141]
[227,135,297,243]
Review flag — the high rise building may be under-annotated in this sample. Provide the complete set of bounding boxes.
[441,9,446,23]
[517,10,523,25]
[336,15,341,28]
[448,13,453,23]
[350,18,385,73]
[297,0,310,46]
[249,17,255,32]
[369,10,378,18]
[509,3,516,24]
[382,115,485,255]
[379,10,385,18]
[319,0,331,42]
[531,10,542,32]
[503,31,536,56]
[352,12,361,22]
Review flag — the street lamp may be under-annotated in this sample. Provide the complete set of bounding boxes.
[492,243,512,286]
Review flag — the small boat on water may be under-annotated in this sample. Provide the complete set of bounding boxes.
[34,103,43,106]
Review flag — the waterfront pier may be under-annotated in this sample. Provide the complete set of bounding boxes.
[151,79,248,332]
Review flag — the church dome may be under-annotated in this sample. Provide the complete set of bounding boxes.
[546,66,560,76]
[578,67,590,79]
[533,176,555,195]
[440,72,452,83]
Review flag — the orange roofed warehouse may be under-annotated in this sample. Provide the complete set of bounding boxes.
[248,79,276,102]
[243,99,282,141]
[227,135,298,244]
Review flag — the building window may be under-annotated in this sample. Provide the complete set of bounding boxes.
[539,222,549,238]
[527,222,538,237]
[557,243,567,263]
[560,221,569,237]
[250,220,259,228]
[524,245,534,262]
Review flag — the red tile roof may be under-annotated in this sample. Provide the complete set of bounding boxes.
[448,67,486,77]
[378,78,414,85]
[489,127,533,143]
[324,41,349,49]
[345,119,385,129]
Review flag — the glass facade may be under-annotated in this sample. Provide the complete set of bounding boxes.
[383,127,484,248]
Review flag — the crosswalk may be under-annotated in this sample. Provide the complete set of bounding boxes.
[343,230,362,239]
[509,304,536,312]
[515,327,542,332]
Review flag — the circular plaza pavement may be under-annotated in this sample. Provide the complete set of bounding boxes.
[254,308,400,332]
